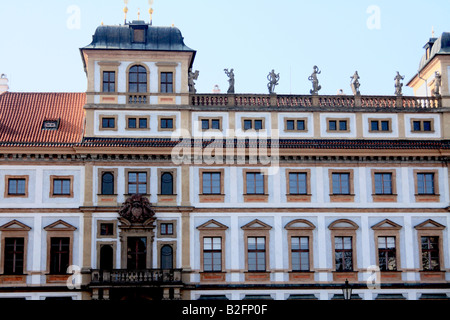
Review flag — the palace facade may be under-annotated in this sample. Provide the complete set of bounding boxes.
[0,20,449,300]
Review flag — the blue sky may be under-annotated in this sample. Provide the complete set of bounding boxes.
[0,0,449,95]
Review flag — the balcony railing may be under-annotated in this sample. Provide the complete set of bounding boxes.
[90,269,182,286]
[128,95,148,104]
[191,93,441,109]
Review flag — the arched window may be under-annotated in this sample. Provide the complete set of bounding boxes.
[161,172,173,195]
[128,65,147,93]
[101,172,114,195]
[160,245,173,269]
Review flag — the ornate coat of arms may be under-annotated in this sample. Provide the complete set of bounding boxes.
[118,194,155,223]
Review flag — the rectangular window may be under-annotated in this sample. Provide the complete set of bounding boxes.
[289,172,307,195]
[161,72,173,93]
[203,237,222,272]
[242,119,264,131]
[412,120,433,132]
[335,236,353,271]
[421,236,440,271]
[291,236,309,271]
[374,173,392,195]
[370,119,390,132]
[128,172,147,195]
[50,237,70,274]
[244,120,252,130]
[4,238,24,275]
[254,120,263,130]
[160,223,173,236]
[332,173,350,195]
[417,173,435,195]
[328,119,349,132]
[102,71,115,92]
[133,29,145,43]
[378,236,397,271]
[128,118,137,129]
[285,119,306,131]
[100,223,114,236]
[127,117,149,129]
[246,172,265,195]
[202,172,221,195]
[52,178,71,196]
[8,178,26,196]
[139,118,148,129]
[248,237,266,271]
[160,118,174,129]
[201,118,221,131]
[102,117,115,129]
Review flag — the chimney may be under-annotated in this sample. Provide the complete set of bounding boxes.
[0,74,9,94]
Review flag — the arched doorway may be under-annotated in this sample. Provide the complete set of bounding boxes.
[160,245,173,269]
[99,245,113,270]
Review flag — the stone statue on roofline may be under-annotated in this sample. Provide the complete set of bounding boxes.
[224,68,235,94]
[432,71,441,97]
[188,69,199,94]
[267,69,280,94]
[350,71,360,95]
[308,65,322,95]
[394,71,405,96]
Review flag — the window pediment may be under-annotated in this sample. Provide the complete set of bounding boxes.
[197,219,228,231]
[44,220,77,232]
[241,219,272,230]
[0,220,31,232]
[414,219,445,230]
[371,219,402,230]
[328,219,359,230]
[285,219,315,230]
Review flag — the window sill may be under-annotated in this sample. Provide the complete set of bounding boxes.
[200,272,226,282]
[243,194,269,203]
[286,194,311,202]
[157,194,177,205]
[380,271,402,282]
[415,194,440,202]
[329,194,355,202]
[288,271,314,282]
[199,194,225,203]
[97,194,118,206]
[244,271,270,282]
[419,270,445,282]
[372,194,397,202]
[46,274,71,283]
[332,271,357,282]
[0,274,27,284]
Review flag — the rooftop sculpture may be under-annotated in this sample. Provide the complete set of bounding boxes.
[188,69,199,94]
[394,71,405,96]
[267,69,280,94]
[433,71,441,97]
[224,68,235,94]
[308,66,322,95]
[350,71,361,95]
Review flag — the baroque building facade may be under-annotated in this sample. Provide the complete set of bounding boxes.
[0,20,449,300]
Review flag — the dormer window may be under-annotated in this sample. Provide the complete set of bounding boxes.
[133,29,146,43]
[42,120,59,130]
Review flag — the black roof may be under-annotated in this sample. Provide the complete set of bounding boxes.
[82,21,196,53]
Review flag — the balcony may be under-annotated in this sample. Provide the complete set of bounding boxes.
[90,269,182,287]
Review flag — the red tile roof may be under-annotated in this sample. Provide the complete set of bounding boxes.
[0,92,86,144]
